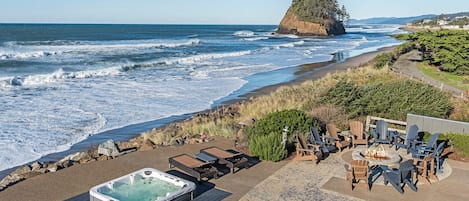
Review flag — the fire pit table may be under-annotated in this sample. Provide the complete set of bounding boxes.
[352,144,402,168]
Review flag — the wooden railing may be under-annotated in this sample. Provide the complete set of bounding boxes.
[365,116,407,134]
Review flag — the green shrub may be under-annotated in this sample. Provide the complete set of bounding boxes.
[249,132,287,162]
[323,80,453,120]
[423,132,469,157]
[246,109,318,161]
[374,53,394,69]
[246,109,315,142]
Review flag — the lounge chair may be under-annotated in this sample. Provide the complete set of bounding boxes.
[326,123,350,152]
[200,147,248,174]
[349,121,369,148]
[394,125,419,151]
[372,120,393,146]
[381,159,418,194]
[309,126,336,157]
[345,160,371,190]
[168,154,219,181]
[295,134,321,165]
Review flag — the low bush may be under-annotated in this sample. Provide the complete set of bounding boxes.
[246,109,319,162]
[423,132,469,157]
[374,53,394,69]
[249,132,287,162]
[323,80,453,120]
[246,109,315,143]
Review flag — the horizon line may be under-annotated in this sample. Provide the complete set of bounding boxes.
[0,22,279,26]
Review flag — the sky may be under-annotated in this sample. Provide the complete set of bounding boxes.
[0,0,468,24]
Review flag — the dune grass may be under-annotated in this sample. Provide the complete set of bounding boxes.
[417,62,469,91]
[141,63,467,146]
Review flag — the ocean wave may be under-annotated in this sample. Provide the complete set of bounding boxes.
[274,40,305,49]
[162,50,252,65]
[0,67,122,87]
[242,37,269,41]
[276,34,299,39]
[0,51,62,60]
[233,30,254,37]
[119,50,253,72]
[0,39,201,60]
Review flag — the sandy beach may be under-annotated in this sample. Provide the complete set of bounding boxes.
[0,45,397,200]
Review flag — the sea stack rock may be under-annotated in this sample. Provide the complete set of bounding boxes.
[277,0,347,36]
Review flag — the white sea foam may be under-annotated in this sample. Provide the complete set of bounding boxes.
[0,51,62,60]
[242,37,269,41]
[0,39,200,60]
[233,30,254,37]
[274,40,305,49]
[0,67,122,87]
[162,50,252,65]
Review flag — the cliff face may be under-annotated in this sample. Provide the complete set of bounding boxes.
[276,8,346,36]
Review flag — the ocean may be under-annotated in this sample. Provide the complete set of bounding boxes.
[0,24,404,171]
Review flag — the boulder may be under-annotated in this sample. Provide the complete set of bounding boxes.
[0,174,23,190]
[98,139,120,157]
[31,161,42,172]
[97,155,109,161]
[170,137,185,146]
[11,165,31,176]
[60,152,89,163]
[47,164,60,173]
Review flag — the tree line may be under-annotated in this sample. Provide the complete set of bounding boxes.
[291,0,350,24]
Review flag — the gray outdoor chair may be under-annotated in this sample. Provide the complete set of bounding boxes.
[309,126,336,158]
[372,120,393,146]
[381,159,418,194]
[409,133,440,159]
[433,141,446,173]
[394,125,419,151]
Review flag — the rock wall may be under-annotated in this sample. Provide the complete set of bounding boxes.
[276,8,345,36]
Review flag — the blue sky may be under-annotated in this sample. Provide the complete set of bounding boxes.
[1,0,468,24]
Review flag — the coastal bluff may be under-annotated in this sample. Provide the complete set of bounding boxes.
[276,0,346,36]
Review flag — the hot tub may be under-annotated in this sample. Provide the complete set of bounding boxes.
[90,168,196,201]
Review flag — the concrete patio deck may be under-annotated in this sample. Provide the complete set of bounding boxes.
[0,137,288,201]
[240,148,469,201]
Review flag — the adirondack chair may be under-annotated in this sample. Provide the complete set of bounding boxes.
[345,160,371,190]
[372,120,393,146]
[349,121,369,148]
[433,141,446,174]
[381,159,418,194]
[409,133,440,159]
[295,134,321,165]
[326,123,350,152]
[413,153,434,184]
[395,125,419,151]
[309,126,336,157]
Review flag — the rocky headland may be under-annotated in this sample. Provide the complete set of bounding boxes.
[276,0,347,36]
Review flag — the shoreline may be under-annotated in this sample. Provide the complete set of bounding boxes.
[0,45,396,179]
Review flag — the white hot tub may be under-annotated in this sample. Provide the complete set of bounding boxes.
[90,168,196,201]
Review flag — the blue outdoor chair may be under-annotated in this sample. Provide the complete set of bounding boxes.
[372,120,393,146]
[395,125,419,151]
[309,126,336,158]
[409,133,440,159]
[381,159,418,194]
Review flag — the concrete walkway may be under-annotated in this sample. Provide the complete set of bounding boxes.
[0,137,288,201]
[240,148,469,201]
[392,50,466,98]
